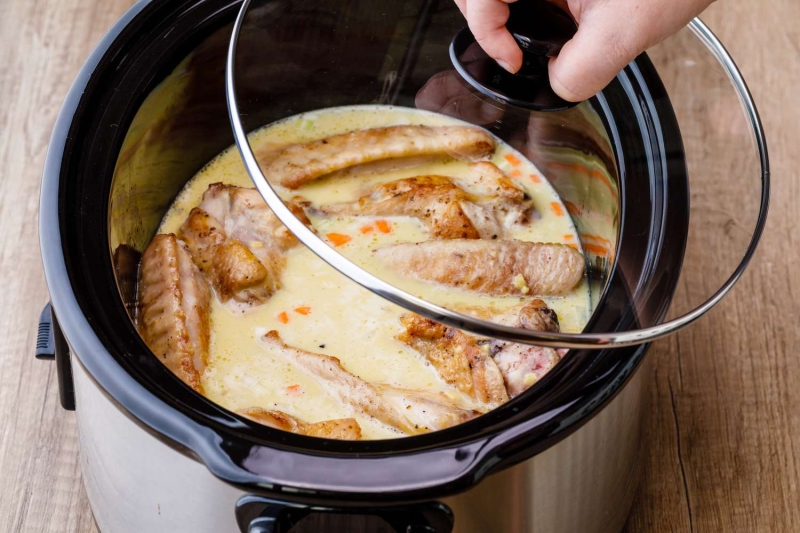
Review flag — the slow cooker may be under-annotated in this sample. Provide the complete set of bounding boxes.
[36,0,769,531]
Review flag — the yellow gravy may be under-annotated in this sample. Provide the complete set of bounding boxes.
[158,106,591,439]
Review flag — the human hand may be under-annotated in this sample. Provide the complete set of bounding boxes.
[454,0,716,101]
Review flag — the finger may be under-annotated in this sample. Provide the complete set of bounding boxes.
[549,0,713,101]
[466,0,523,73]
[547,1,661,102]
[463,41,491,62]
[454,0,467,17]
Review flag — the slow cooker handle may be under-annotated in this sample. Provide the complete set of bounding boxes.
[35,302,75,411]
[235,495,454,533]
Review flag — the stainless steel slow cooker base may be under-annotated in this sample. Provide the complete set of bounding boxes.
[73,358,241,532]
[74,353,648,533]
[443,359,648,533]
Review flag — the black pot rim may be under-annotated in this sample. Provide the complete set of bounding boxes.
[40,0,695,505]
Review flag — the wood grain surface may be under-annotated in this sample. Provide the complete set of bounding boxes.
[0,0,796,531]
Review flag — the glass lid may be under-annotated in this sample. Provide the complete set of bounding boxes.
[225,0,769,349]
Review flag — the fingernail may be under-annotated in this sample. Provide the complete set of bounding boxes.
[497,59,517,73]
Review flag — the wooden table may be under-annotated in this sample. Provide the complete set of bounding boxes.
[0,0,796,531]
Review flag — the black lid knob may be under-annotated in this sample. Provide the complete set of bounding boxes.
[449,0,579,111]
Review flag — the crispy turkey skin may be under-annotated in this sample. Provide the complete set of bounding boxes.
[239,407,362,440]
[179,183,311,308]
[258,125,496,189]
[376,239,585,296]
[138,234,211,392]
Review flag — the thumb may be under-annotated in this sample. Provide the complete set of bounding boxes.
[548,11,652,102]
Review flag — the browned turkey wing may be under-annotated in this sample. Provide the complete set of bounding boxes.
[259,331,480,435]
[317,165,535,240]
[489,300,564,397]
[397,314,509,405]
[178,183,310,307]
[258,125,496,189]
[138,234,211,392]
[402,300,565,398]
[180,208,273,304]
[319,175,484,239]
[460,162,536,227]
[375,239,584,296]
[239,407,362,440]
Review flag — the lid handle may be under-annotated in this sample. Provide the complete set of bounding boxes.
[449,0,579,111]
[508,0,577,70]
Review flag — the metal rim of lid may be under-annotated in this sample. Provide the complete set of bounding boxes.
[224,0,770,349]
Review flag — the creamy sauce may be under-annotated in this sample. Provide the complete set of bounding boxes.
[158,106,591,439]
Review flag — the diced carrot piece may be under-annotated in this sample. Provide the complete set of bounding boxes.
[294,306,311,315]
[326,232,352,246]
[375,220,392,234]
[286,384,302,395]
[551,202,564,217]
[564,234,574,240]
[277,311,289,324]
[583,243,609,256]
[508,169,522,178]
[547,162,616,197]
[547,162,587,174]
[529,173,541,184]
[360,224,374,234]
[504,153,521,166]
[591,170,618,198]
[580,233,613,247]
[564,201,581,216]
